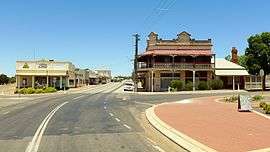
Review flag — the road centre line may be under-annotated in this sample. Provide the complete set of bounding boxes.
[152,145,166,152]
[123,124,131,129]
[115,118,121,122]
[25,102,68,152]
[134,101,154,106]
[3,111,9,115]
[73,95,85,100]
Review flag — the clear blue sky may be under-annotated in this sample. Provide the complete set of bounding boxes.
[0,0,269,76]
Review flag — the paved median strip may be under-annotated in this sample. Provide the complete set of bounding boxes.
[25,102,68,152]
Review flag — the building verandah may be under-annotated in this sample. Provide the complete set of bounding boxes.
[16,75,69,90]
[138,70,213,92]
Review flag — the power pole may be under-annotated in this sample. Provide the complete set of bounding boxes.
[133,33,140,92]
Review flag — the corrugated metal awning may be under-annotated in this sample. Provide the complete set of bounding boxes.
[215,69,249,76]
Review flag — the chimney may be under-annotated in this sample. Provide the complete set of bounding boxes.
[231,47,238,64]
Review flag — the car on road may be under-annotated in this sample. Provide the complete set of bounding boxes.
[123,81,134,91]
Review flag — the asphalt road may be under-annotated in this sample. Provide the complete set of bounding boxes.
[0,83,238,152]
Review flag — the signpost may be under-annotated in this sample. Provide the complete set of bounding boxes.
[260,69,264,95]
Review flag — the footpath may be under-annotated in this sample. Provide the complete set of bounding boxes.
[146,96,270,152]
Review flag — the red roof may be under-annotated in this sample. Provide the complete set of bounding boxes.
[141,49,213,56]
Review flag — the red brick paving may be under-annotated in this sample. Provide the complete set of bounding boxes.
[155,97,270,152]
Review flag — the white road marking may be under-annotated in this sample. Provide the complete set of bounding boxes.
[3,111,9,115]
[25,102,68,152]
[152,145,166,152]
[109,113,114,117]
[134,101,154,106]
[115,118,121,122]
[123,124,131,130]
[73,95,84,100]
[145,137,157,144]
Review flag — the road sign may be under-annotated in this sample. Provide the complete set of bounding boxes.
[238,95,252,112]
[260,69,264,77]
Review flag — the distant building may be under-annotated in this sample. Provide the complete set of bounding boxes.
[96,70,111,84]
[75,68,89,87]
[89,70,99,85]
[16,59,76,89]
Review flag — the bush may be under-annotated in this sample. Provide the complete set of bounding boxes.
[253,95,264,101]
[26,88,36,94]
[15,87,57,94]
[17,88,35,94]
[265,105,270,114]
[170,80,184,91]
[224,95,238,102]
[43,87,57,93]
[35,89,45,94]
[185,81,193,91]
[18,88,27,94]
[197,81,209,90]
[263,103,268,111]
[208,79,223,90]
[260,102,267,108]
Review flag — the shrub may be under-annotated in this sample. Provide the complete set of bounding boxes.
[170,80,184,91]
[197,81,209,90]
[35,89,45,94]
[43,87,57,93]
[263,104,268,111]
[265,105,270,114]
[27,88,36,94]
[185,81,193,91]
[208,79,223,90]
[15,87,57,94]
[18,88,27,94]
[260,102,267,108]
[224,95,238,102]
[253,95,264,101]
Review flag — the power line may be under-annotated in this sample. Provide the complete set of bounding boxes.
[145,0,177,31]
[141,0,170,29]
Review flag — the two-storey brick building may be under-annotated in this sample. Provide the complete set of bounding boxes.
[137,31,215,92]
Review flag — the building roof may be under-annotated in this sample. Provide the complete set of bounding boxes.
[215,58,249,76]
[140,49,213,56]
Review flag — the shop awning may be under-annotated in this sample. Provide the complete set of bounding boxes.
[215,58,249,76]
[215,69,249,76]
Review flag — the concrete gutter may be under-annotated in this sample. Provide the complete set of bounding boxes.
[133,90,247,95]
[146,104,217,152]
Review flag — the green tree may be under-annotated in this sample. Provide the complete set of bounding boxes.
[8,76,16,84]
[225,55,231,61]
[238,55,247,68]
[225,54,247,68]
[245,32,270,90]
[0,74,9,85]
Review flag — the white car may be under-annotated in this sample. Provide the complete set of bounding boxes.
[123,82,134,91]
